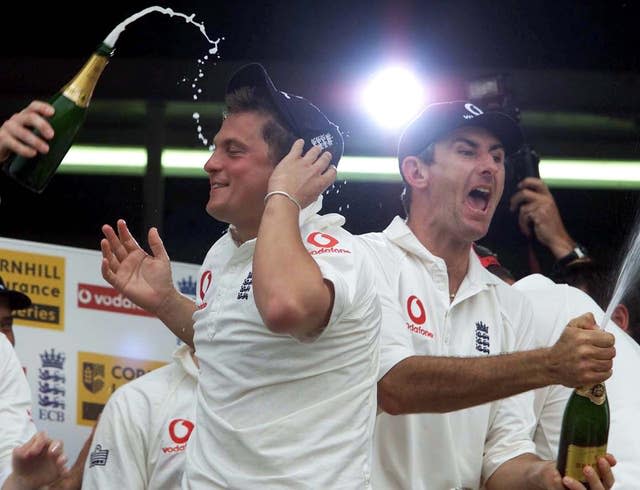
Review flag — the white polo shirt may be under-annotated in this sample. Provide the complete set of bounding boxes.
[361,216,537,490]
[82,345,198,490]
[0,335,36,487]
[185,197,380,489]
[514,273,640,489]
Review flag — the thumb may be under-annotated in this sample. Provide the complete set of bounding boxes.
[148,228,170,262]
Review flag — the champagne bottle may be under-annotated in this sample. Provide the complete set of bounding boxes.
[556,383,610,487]
[3,42,115,193]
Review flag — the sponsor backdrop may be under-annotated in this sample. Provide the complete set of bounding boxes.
[0,237,199,462]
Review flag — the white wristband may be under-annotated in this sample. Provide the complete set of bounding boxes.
[264,191,302,212]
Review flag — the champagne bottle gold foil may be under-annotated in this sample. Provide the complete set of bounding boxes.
[62,54,110,108]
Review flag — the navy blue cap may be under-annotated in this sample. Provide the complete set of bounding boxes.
[398,101,524,166]
[226,63,344,167]
[0,277,31,310]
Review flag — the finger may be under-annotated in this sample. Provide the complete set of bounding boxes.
[518,177,548,193]
[17,111,55,140]
[509,190,527,211]
[562,475,587,490]
[0,130,37,158]
[590,346,616,361]
[286,139,305,160]
[597,457,615,488]
[584,464,606,490]
[312,151,332,172]
[569,313,597,330]
[303,143,323,163]
[116,219,143,254]
[102,224,129,263]
[26,100,55,118]
[56,453,69,473]
[509,188,538,210]
[48,439,64,456]
[604,453,617,467]
[148,227,170,262]
[3,120,51,153]
[517,205,532,237]
[101,258,118,286]
[100,238,120,270]
[584,370,613,385]
[25,432,48,457]
[317,163,337,192]
[586,331,616,348]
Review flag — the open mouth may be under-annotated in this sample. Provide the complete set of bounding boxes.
[467,187,490,212]
[211,183,228,190]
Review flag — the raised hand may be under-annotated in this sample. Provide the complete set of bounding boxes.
[4,432,68,490]
[267,139,337,210]
[509,177,576,258]
[100,219,178,315]
[547,313,615,387]
[0,101,55,163]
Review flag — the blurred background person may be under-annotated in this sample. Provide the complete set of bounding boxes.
[475,245,640,488]
[82,345,197,489]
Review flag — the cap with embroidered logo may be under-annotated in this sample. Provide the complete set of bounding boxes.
[398,100,524,168]
[0,276,31,311]
[226,63,344,167]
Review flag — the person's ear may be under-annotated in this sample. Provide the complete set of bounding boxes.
[611,303,629,331]
[401,156,429,191]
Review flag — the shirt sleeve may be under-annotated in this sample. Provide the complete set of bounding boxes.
[302,227,357,328]
[0,337,36,485]
[482,389,538,482]
[357,236,415,379]
[82,387,149,490]
[482,289,538,480]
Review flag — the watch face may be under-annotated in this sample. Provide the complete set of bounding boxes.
[574,245,588,259]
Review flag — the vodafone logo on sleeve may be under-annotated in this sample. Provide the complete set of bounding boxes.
[162,418,195,454]
[77,284,153,317]
[405,295,434,339]
[305,232,351,256]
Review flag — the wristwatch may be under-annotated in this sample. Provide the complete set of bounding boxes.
[553,244,591,276]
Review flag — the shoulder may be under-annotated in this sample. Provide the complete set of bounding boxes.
[489,279,535,331]
[107,363,177,409]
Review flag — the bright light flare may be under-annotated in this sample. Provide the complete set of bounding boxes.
[361,66,426,129]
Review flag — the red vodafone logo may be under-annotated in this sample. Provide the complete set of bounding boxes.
[199,271,212,301]
[407,295,427,325]
[307,232,339,248]
[169,418,194,444]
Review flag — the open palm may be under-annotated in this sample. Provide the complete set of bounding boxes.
[101,219,176,315]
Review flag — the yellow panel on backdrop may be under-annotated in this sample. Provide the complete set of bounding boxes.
[0,248,66,330]
[76,351,166,426]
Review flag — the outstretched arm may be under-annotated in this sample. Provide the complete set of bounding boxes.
[253,139,337,339]
[101,219,196,346]
[2,432,68,490]
[0,101,55,163]
[378,313,615,414]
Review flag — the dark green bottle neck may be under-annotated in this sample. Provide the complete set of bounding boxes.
[95,42,116,58]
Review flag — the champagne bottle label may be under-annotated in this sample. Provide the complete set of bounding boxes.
[575,383,606,405]
[62,54,110,108]
[564,443,608,481]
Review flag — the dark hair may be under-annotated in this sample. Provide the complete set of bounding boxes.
[400,143,435,217]
[552,260,610,311]
[224,86,296,164]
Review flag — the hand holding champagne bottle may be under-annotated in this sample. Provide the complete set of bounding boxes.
[1,42,114,193]
[0,101,55,163]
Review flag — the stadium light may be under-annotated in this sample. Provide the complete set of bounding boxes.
[360,66,426,129]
